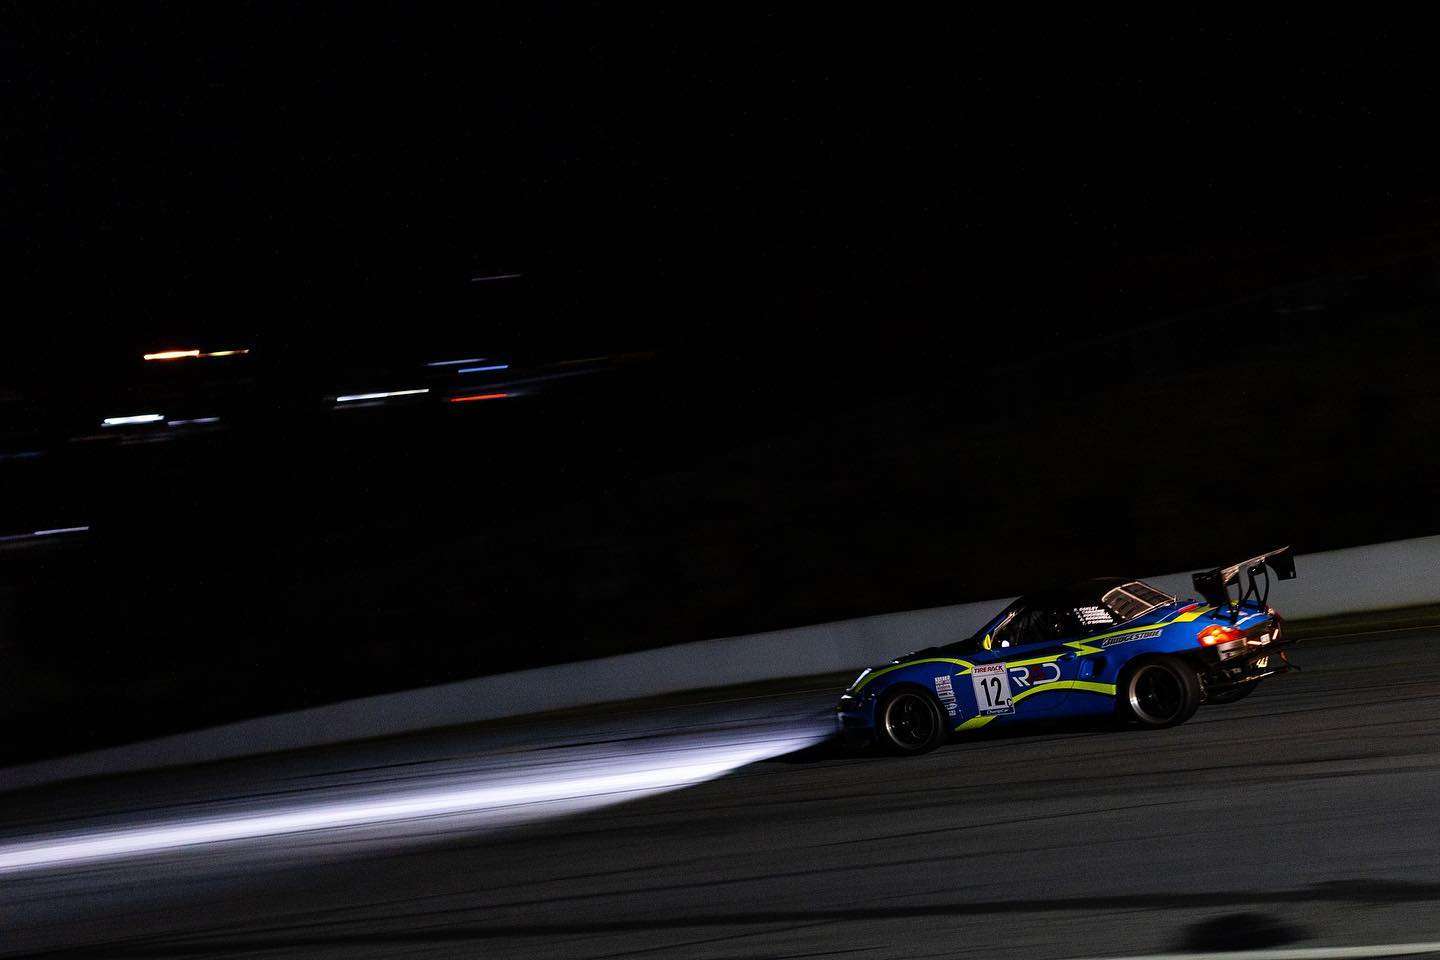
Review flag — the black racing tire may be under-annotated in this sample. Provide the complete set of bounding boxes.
[1208,681,1261,705]
[875,687,948,755]
[1117,656,1203,728]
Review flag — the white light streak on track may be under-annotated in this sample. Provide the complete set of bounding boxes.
[0,733,823,875]
[101,413,165,426]
[334,388,430,403]
[0,526,90,543]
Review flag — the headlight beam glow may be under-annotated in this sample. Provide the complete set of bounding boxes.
[0,732,823,875]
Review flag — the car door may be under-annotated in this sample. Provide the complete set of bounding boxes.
[975,605,1083,717]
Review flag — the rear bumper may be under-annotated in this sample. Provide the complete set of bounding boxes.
[1200,614,1297,692]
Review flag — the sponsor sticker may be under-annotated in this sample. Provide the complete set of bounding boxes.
[1103,628,1161,647]
[971,662,1015,716]
[934,675,958,717]
[1009,662,1061,688]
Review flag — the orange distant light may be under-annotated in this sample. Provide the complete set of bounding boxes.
[449,392,509,403]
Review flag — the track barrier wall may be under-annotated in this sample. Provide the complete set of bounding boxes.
[5,535,1439,791]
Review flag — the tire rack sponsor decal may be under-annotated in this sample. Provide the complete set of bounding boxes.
[933,675,958,717]
[971,662,1015,716]
[1103,628,1161,647]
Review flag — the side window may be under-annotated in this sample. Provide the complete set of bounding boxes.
[990,609,1027,648]
[1030,607,1074,644]
[995,607,1072,647]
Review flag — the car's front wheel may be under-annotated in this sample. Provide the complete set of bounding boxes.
[1118,656,1202,728]
[876,688,948,755]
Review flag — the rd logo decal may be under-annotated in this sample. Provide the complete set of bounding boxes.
[1009,662,1061,689]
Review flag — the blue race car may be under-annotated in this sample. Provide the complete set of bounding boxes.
[837,547,1298,754]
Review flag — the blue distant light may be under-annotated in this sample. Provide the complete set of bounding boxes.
[457,364,509,374]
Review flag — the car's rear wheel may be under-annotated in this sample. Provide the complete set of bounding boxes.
[1208,681,1261,705]
[877,688,947,755]
[1118,657,1202,728]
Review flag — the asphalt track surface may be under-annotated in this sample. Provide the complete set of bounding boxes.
[2,628,1440,959]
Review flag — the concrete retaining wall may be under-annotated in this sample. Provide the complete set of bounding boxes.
[6,535,1439,791]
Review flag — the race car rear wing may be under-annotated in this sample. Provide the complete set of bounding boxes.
[1192,546,1296,618]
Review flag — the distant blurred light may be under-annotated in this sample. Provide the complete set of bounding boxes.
[166,417,221,427]
[425,358,488,367]
[334,389,429,404]
[102,414,164,427]
[449,392,509,403]
[457,364,509,374]
[0,526,89,544]
[143,349,250,361]
[468,272,523,282]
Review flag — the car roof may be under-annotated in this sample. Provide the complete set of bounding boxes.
[1016,577,1132,608]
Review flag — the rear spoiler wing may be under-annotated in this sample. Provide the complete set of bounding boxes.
[1192,546,1296,618]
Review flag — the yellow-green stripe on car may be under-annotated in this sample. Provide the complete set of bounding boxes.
[954,680,1118,731]
[849,657,973,694]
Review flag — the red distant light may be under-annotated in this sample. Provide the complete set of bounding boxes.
[449,392,509,403]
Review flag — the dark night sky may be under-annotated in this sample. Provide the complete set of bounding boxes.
[5,9,1440,378]
[7,9,1440,757]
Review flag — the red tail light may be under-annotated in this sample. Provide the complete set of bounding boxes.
[1198,625,1241,647]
